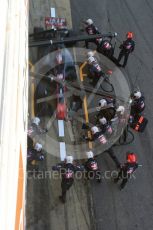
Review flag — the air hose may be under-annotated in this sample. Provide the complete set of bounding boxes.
[100,73,114,93]
[115,125,135,146]
[100,78,114,93]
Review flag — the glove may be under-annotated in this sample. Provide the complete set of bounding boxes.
[39,155,44,161]
[52,164,62,171]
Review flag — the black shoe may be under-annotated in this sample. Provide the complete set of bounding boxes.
[59,196,66,203]
[84,44,88,49]
[122,64,126,68]
[117,63,122,67]
[96,178,102,183]
[114,178,119,183]
[119,184,125,190]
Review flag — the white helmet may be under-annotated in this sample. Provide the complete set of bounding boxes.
[98,38,103,43]
[91,126,99,134]
[88,56,96,64]
[66,156,73,164]
[116,105,125,115]
[99,99,107,108]
[87,51,94,57]
[34,143,42,151]
[134,91,141,99]
[99,117,107,125]
[86,151,94,159]
[56,52,63,64]
[86,19,93,25]
[31,117,40,126]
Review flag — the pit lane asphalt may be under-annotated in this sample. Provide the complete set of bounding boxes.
[71,0,153,229]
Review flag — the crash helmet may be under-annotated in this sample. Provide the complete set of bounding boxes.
[86,19,93,25]
[102,41,111,50]
[34,143,42,152]
[133,91,142,99]
[99,117,107,125]
[88,56,96,64]
[56,52,63,64]
[91,126,99,134]
[86,151,94,159]
[126,152,137,163]
[116,105,125,115]
[99,99,107,108]
[31,117,40,126]
[87,51,94,57]
[126,32,133,39]
[66,156,73,164]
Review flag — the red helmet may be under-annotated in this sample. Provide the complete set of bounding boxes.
[126,32,133,39]
[126,153,137,163]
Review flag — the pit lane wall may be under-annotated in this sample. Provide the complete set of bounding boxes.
[0,0,28,230]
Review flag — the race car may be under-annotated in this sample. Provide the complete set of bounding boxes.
[56,77,68,120]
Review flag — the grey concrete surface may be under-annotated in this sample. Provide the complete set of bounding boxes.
[70,0,153,230]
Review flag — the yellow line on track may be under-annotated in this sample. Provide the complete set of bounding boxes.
[80,62,92,149]
[80,61,87,82]
[31,83,35,117]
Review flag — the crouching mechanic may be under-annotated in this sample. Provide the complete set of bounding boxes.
[27,143,45,166]
[84,151,101,182]
[87,51,105,85]
[131,90,145,116]
[28,116,47,137]
[90,126,107,144]
[52,156,84,203]
[114,152,139,190]
[99,117,113,137]
[97,39,114,58]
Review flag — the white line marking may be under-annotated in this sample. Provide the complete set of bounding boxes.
[58,120,65,137]
[51,8,56,17]
[60,142,66,161]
